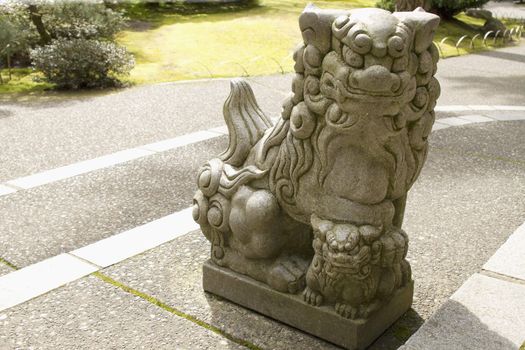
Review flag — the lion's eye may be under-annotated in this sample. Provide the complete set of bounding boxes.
[351,33,372,55]
[388,36,405,58]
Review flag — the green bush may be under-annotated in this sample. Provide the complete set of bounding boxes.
[30,38,134,89]
[0,1,126,64]
[431,0,490,18]
[38,1,126,40]
[376,0,396,11]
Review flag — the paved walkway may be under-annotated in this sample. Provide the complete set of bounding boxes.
[485,0,525,19]
[0,44,524,349]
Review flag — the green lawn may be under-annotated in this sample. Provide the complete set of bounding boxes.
[0,1,522,94]
[117,0,522,85]
[118,0,376,84]
[0,68,52,94]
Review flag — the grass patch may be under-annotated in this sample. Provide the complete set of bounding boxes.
[116,0,376,84]
[0,257,19,270]
[392,325,413,342]
[0,68,53,94]
[117,1,523,85]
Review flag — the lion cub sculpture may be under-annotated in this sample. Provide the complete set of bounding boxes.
[194,6,440,321]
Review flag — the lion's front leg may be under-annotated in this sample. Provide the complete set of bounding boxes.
[215,185,312,293]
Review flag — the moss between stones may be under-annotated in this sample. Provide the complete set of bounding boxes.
[392,325,413,342]
[0,257,19,270]
[93,271,262,350]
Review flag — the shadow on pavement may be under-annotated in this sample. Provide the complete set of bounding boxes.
[474,49,525,64]
[398,300,518,350]
[445,74,525,105]
[0,108,14,119]
[369,308,424,350]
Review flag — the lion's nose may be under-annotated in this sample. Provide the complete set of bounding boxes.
[349,65,397,93]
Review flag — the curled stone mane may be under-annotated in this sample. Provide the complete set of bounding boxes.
[259,7,440,218]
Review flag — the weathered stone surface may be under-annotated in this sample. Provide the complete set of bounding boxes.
[203,260,414,350]
[401,274,525,349]
[0,275,244,350]
[103,230,340,349]
[193,5,440,348]
[483,222,525,280]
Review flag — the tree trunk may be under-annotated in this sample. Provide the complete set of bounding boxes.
[7,54,11,80]
[27,5,52,45]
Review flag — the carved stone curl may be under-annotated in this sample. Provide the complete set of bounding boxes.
[195,6,440,349]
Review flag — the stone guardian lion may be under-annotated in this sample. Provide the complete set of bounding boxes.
[193,6,440,319]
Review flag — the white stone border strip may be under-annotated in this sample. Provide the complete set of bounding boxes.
[0,253,98,311]
[483,221,525,281]
[0,207,198,312]
[1,106,524,198]
[71,207,198,267]
[1,128,226,195]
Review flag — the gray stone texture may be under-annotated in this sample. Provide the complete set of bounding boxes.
[401,273,525,350]
[0,275,245,350]
[0,137,226,269]
[404,122,525,321]
[0,263,14,278]
[435,45,525,106]
[203,260,414,350]
[483,222,525,281]
[370,120,525,349]
[103,230,340,350]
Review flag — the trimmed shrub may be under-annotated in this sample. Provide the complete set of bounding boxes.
[30,38,134,89]
[40,1,126,40]
[431,0,490,19]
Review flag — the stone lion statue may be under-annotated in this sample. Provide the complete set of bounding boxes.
[193,6,440,320]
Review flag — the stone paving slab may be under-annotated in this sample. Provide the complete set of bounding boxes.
[483,222,525,280]
[102,230,340,350]
[0,137,226,269]
[401,273,525,350]
[0,263,14,278]
[435,45,525,106]
[405,121,525,319]
[53,120,523,350]
[0,77,282,183]
[96,122,525,350]
[0,275,245,350]
[430,120,525,162]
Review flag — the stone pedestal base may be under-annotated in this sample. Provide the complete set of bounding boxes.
[203,260,413,350]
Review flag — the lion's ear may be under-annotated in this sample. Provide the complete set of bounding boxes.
[394,11,440,53]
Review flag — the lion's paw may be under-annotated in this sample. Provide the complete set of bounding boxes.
[303,286,323,306]
[335,303,360,319]
[267,256,308,294]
